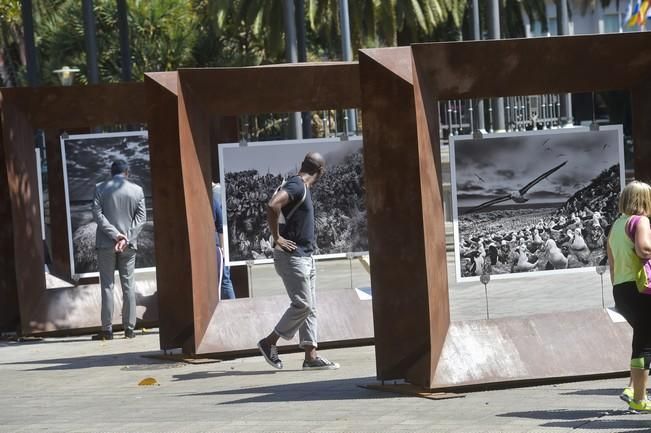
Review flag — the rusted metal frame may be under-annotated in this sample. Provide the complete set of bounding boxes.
[177,64,361,115]
[0,97,46,332]
[411,32,651,100]
[176,75,220,352]
[406,32,651,388]
[162,63,364,355]
[0,84,148,335]
[144,73,196,351]
[357,48,444,387]
[0,98,20,332]
[411,51,450,387]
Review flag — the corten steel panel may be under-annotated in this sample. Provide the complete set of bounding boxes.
[148,63,373,356]
[0,84,153,335]
[146,73,242,352]
[411,32,651,100]
[400,32,651,388]
[412,53,450,387]
[177,75,220,352]
[0,104,19,332]
[145,73,195,351]
[1,100,46,333]
[358,47,446,386]
[631,84,651,182]
[431,310,631,389]
[2,83,145,128]
[177,63,360,115]
[197,290,373,354]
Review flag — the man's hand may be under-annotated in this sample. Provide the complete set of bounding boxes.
[115,234,128,253]
[274,236,296,252]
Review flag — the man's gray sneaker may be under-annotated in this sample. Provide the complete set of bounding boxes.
[257,339,282,369]
[302,357,340,370]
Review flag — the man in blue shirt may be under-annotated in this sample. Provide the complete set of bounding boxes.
[257,152,339,370]
[213,182,236,300]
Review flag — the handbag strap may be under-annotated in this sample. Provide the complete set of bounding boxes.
[625,215,642,242]
[273,176,307,223]
[284,182,307,222]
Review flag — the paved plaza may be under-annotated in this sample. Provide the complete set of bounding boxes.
[2,255,650,433]
[1,332,650,433]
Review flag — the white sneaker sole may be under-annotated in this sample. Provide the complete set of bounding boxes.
[302,363,340,371]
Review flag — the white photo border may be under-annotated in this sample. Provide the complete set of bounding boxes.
[449,125,625,283]
[218,136,367,266]
[61,130,153,279]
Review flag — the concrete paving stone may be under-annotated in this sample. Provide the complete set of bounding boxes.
[5,291,651,433]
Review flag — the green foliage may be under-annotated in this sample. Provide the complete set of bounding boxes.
[192,0,278,66]
[0,0,593,86]
[37,0,198,84]
[0,0,21,24]
[128,0,198,78]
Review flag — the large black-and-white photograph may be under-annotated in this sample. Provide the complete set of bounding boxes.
[62,131,155,277]
[219,137,367,264]
[450,126,625,282]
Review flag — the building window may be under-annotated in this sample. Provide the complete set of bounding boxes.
[603,13,620,33]
[530,18,561,37]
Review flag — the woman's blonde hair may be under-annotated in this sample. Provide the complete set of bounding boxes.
[619,180,651,215]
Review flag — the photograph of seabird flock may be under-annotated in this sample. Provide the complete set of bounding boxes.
[61,131,155,277]
[450,126,625,282]
[219,137,367,265]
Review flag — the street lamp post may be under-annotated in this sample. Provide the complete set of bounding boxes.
[53,66,80,86]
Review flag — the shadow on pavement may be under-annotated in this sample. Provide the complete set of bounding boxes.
[179,376,394,404]
[171,370,278,381]
[560,388,625,397]
[497,409,626,420]
[1,351,169,370]
[0,330,159,348]
[541,419,651,431]
[499,409,651,431]
[498,409,631,420]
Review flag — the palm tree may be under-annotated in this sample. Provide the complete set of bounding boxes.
[307,0,470,54]
[192,0,282,66]
[0,0,25,86]
[36,0,199,84]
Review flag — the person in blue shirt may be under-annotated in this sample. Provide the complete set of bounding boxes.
[212,182,236,300]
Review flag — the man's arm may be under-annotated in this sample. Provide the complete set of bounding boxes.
[92,185,121,241]
[128,190,147,242]
[266,190,296,252]
[214,191,225,248]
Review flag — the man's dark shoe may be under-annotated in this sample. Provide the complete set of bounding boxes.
[124,329,136,339]
[91,331,113,341]
[257,339,282,369]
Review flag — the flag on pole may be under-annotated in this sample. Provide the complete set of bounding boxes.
[625,0,651,27]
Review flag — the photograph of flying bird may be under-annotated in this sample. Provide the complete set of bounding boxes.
[464,160,568,214]
[451,127,623,281]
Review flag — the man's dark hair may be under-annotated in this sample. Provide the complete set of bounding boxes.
[111,159,129,176]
